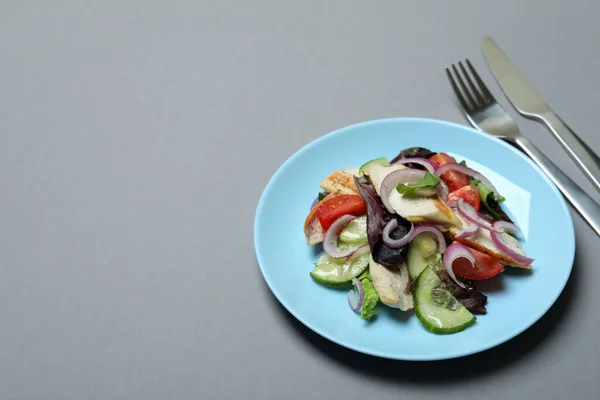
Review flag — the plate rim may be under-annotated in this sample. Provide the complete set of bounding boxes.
[254,117,575,361]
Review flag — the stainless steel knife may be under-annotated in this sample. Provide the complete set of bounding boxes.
[481,36,600,193]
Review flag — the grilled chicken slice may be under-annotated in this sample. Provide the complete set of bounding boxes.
[365,163,462,227]
[369,255,414,311]
[320,168,360,195]
[448,214,531,269]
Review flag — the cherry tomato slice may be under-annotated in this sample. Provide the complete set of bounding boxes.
[316,195,367,231]
[451,242,504,280]
[429,153,470,192]
[447,184,481,211]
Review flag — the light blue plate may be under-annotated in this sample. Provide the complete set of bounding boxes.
[254,118,575,361]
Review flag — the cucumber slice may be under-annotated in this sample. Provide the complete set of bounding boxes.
[358,157,390,176]
[414,266,476,334]
[406,233,441,280]
[310,252,369,286]
[339,215,367,245]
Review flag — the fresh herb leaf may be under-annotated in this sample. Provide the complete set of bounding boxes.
[459,160,467,166]
[396,172,441,196]
[476,182,511,222]
[318,192,325,201]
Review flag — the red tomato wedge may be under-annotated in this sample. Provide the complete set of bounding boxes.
[447,184,481,211]
[429,153,470,192]
[316,195,367,231]
[451,242,504,280]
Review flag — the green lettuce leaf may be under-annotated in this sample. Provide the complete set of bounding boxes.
[476,182,511,222]
[477,182,505,203]
[357,268,371,281]
[396,172,441,197]
[357,269,379,320]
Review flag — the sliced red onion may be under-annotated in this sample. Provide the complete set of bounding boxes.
[348,278,364,312]
[443,243,476,288]
[436,179,449,201]
[493,220,520,234]
[455,217,478,239]
[491,221,534,265]
[413,224,446,254]
[323,214,363,258]
[382,219,415,248]
[350,244,371,258]
[456,198,501,233]
[435,163,499,200]
[380,169,426,213]
[393,157,436,173]
[450,198,493,223]
[477,210,494,223]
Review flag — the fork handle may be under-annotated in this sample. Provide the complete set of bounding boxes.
[514,135,600,237]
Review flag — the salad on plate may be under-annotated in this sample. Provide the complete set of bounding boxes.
[303,147,534,334]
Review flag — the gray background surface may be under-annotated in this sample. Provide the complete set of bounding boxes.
[0,1,599,399]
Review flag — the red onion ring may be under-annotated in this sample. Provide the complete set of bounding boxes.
[447,199,493,222]
[443,243,476,288]
[455,217,478,239]
[448,202,478,238]
[323,214,364,258]
[382,219,415,248]
[435,163,499,200]
[393,157,437,173]
[477,210,494,223]
[412,224,446,254]
[348,278,364,312]
[493,220,520,233]
[456,198,501,233]
[491,221,534,265]
[350,244,371,258]
[380,169,426,213]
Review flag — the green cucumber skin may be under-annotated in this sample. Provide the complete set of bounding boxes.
[309,271,349,287]
[339,215,368,245]
[406,235,439,280]
[310,253,369,286]
[359,157,389,175]
[414,267,476,334]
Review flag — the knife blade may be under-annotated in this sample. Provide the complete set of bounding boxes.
[481,36,600,193]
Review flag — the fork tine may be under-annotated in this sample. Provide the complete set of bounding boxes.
[452,64,476,109]
[445,67,470,111]
[459,61,484,106]
[465,59,495,102]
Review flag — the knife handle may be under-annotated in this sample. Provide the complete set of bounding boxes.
[540,113,600,193]
[514,135,600,237]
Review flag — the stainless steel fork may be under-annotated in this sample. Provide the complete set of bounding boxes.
[446,59,600,237]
